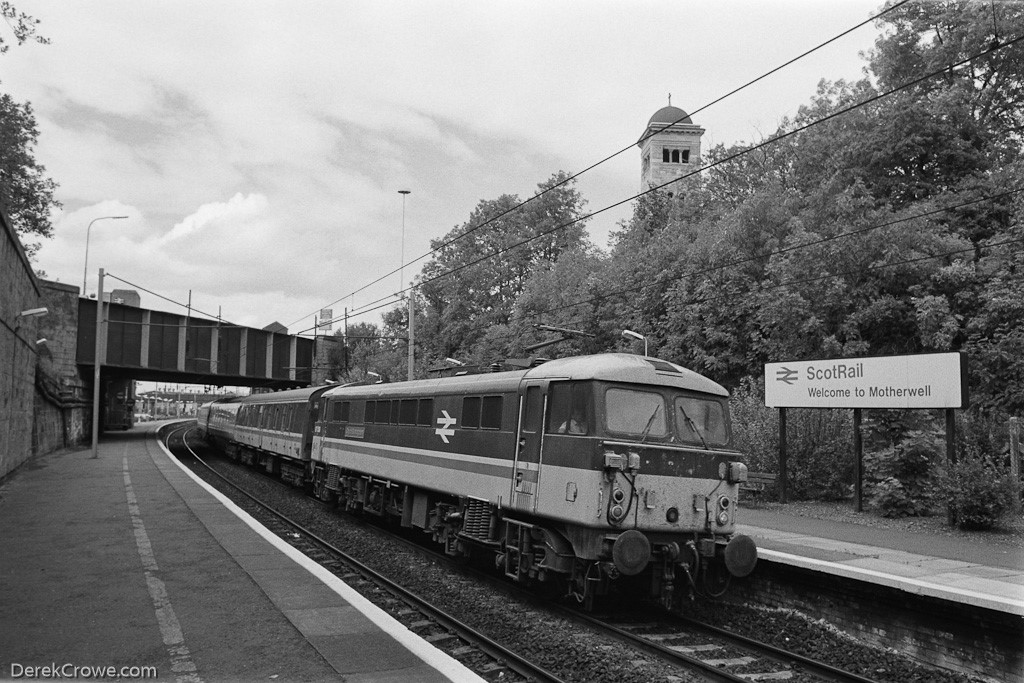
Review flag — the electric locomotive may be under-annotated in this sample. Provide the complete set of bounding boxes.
[310,353,757,607]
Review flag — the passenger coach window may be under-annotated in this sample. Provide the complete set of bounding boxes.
[417,399,433,426]
[605,388,667,438]
[399,399,417,425]
[365,401,377,423]
[547,383,591,435]
[462,397,481,429]
[481,396,503,430]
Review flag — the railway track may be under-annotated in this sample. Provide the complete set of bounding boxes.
[578,614,879,683]
[165,424,886,683]
[163,423,563,683]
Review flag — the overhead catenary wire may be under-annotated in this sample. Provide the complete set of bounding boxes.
[522,186,1024,320]
[347,233,1024,365]
[333,187,1024,343]
[317,32,1024,335]
[290,0,914,329]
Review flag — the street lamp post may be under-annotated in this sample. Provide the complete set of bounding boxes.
[622,329,648,356]
[82,215,128,297]
[398,190,413,381]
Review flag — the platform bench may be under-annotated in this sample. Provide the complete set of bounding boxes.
[740,471,777,495]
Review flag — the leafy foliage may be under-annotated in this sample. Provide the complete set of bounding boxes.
[0,2,49,54]
[0,3,58,260]
[942,453,1017,530]
[863,411,945,517]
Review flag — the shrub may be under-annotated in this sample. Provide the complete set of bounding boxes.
[943,452,1016,530]
[730,377,853,501]
[863,411,945,517]
[871,477,918,518]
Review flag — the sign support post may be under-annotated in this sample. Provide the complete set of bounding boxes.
[946,408,957,525]
[1010,417,1020,515]
[853,408,863,512]
[778,408,788,504]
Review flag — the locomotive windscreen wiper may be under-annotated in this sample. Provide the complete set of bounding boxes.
[639,404,661,443]
[679,405,709,449]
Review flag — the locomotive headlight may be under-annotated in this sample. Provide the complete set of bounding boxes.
[666,507,679,524]
[609,504,626,522]
[724,461,748,484]
[716,495,731,526]
[612,487,626,504]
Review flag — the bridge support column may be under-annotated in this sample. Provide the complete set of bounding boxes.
[289,337,297,381]
[140,310,150,367]
[210,327,219,375]
[176,320,186,371]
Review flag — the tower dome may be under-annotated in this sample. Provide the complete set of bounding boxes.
[646,105,692,128]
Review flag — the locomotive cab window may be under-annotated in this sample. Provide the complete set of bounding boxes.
[605,388,667,438]
[546,382,591,435]
[674,396,728,446]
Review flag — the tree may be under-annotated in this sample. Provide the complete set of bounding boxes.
[869,0,1024,145]
[417,172,590,363]
[0,3,58,260]
[0,94,60,259]
[0,2,49,54]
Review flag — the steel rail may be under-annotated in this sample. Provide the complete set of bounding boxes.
[162,423,564,683]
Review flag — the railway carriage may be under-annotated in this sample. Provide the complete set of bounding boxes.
[231,386,333,486]
[197,396,243,451]
[309,353,757,607]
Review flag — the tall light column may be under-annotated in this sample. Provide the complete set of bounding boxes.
[398,190,413,380]
[82,215,128,297]
[91,268,106,459]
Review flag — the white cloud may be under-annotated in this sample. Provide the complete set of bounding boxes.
[14,0,883,340]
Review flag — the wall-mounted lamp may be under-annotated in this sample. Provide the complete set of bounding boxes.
[18,307,48,319]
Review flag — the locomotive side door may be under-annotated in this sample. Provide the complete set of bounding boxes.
[511,381,548,513]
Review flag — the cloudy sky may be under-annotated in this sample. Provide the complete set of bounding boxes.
[8,0,886,336]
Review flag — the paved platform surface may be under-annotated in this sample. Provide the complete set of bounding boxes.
[738,504,1024,615]
[0,424,483,683]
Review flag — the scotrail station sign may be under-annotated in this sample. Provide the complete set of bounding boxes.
[764,352,967,409]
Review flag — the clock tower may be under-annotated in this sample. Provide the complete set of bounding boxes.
[638,101,704,191]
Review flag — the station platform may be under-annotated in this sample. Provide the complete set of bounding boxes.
[738,504,1024,616]
[0,423,483,682]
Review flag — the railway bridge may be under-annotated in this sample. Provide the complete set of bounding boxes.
[77,297,314,389]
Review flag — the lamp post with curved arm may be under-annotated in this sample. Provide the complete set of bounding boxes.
[622,329,648,356]
[82,215,128,296]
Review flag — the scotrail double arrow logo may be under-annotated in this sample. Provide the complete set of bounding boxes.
[776,367,799,385]
[435,410,457,443]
